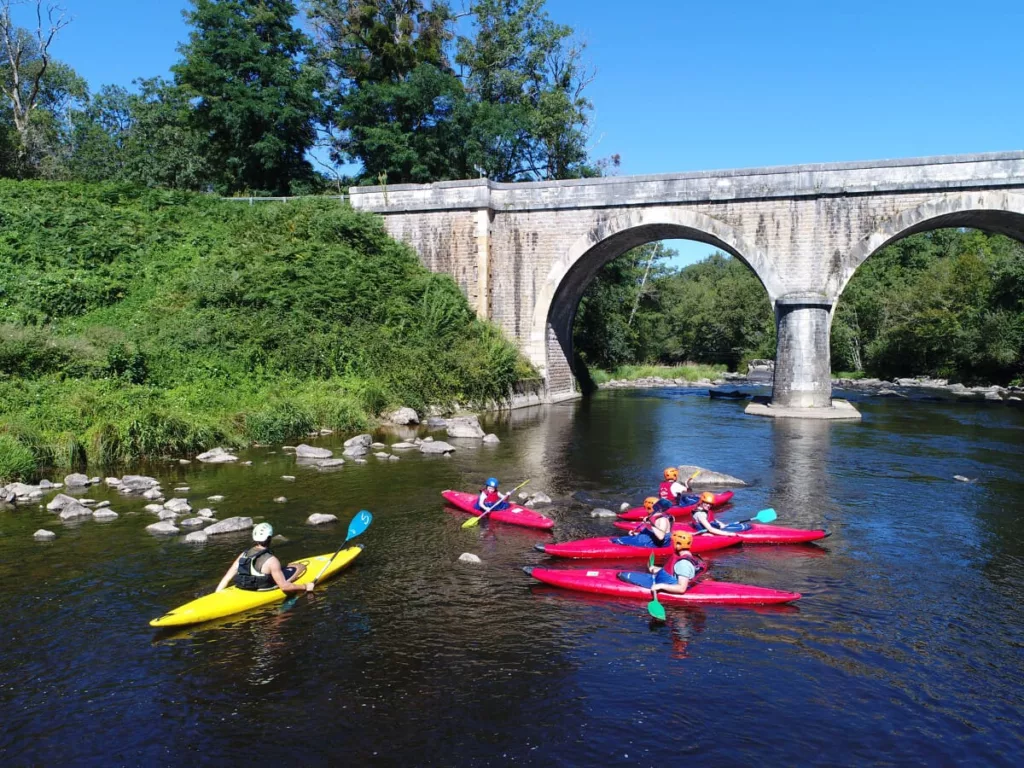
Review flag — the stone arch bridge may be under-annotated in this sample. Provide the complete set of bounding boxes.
[349,152,1024,416]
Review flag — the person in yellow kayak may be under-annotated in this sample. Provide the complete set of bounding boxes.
[618,530,706,594]
[691,492,740,537]
[611,496,674,548]
[215,523,314,593]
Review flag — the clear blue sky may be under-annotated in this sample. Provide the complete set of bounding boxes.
[25,0,1024,265]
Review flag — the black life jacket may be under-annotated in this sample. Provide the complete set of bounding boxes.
[234,545,275,591]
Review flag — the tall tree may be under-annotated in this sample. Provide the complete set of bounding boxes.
[173,0,322,195]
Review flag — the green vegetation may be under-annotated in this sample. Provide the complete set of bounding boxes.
[589,364,727,386]
[575,230,1024,386]
[0,182,525,481]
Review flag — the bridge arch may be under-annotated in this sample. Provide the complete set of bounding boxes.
[527,208,782,393]
[834,191,1024,299]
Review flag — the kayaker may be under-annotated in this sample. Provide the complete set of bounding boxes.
[475,477,510,512]
[658,467,692,505]
[618,530,705,594]
[215,523,313,593]
[611,496,674,548]
[691,492,740,537]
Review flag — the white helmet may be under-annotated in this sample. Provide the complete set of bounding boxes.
[252,522,274,542]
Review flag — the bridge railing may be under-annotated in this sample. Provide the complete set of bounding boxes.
[220,195,348,205]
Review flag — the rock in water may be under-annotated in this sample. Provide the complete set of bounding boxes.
[590,508,617,518]
[179,517,206,527]
[59,503,94,521]
[183,531,208,544]
[387,407,420,425]
[280,476,296,482]
[419,441,456,455]
[33,529,57,540]
[390,442,417,450]
[526,492,552,507]
[482,433,501,444]
[458,553,482,564]
[676,465,748,487]
[620,502,630,512]
[92,510,119,520]
[143,488,164,500]
[144,504,164,513]
[953,475,976,483]
[46,493,78,512]
[119,475,160,491]
[63,473,91,487]
[307,513,338,525]
[196,447,238,463]
[342,444,369,458]
[204,516,253,535]
[164,498,192,514]
[317,459,345,469]
[274,496,287,503]
[295,444,333,459]
[446,416,485,439]
[104,477,122,487]
[198,508,215,518]
[344,434,373,449]
[207,495,225,502]
[146,521,180,535]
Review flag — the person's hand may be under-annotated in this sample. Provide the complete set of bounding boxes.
[648,565,658,574]
[305,582,315,592]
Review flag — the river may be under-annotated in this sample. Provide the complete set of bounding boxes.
[2,390,1023,765]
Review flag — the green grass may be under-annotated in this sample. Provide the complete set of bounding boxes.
[0,181,531,482]
[590,363,727,385]
[832,371,867,380]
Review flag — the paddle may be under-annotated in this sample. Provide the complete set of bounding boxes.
[311,509,373,586]
[462,479,531,529]
[646,554,666,621]
[694,507,776,534]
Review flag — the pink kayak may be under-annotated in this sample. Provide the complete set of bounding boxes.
[535,534,739,559]
[611,519,829,544]
[442,490,555,531]
[525,567,800,605]
[618,491,734,521]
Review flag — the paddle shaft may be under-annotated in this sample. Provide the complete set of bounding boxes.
[312,511,373,585]
[480,479,531,516]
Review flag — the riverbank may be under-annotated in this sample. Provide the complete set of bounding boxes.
[0,182,529,482]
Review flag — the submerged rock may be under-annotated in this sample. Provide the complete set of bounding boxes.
[280,476,296,482]
[296,444,333,459]
[526,492,552,507]
[316,459,345,469]
[34,529,57,540]
[458,552,482,564]
[307,513,337,525]
[146,521,179,535]
[204,516,253,535]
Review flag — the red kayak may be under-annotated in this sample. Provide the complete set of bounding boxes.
[618,491,734,521]
[525,567,800,605]
[442,490,555,531]
[611,519,829,544]
[535,534,739,559]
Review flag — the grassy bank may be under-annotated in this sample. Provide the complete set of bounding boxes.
[0,182,529,481]
[590,363,727,385]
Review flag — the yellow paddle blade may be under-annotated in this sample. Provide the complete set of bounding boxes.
[461,514,483,529]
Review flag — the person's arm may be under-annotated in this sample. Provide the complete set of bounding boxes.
[215,554,242,592]
[267,557,313,594]
[652,518,672,544]
[694,509,736,536]
[477,491,488,509]
[652,577,690,595]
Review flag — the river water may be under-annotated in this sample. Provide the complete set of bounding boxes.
[1,390,1023,766]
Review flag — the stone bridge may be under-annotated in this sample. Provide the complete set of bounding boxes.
[349,152,1024,416]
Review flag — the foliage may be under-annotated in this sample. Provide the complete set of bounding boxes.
[0,182,527,480]
[173,0,322,195]
[589,363,726,385]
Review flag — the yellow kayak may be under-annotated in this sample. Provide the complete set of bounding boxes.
[149,545,364,627]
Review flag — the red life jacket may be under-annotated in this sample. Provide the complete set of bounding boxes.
[662,551,703,580]
[481,489,502,506]
[636,511,674,542]
[658,481,676,501]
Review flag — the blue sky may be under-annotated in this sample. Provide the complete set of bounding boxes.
[23,0,1024,266]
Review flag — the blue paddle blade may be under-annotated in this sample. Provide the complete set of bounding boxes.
[347,510,373,540]
[753,508,777,523]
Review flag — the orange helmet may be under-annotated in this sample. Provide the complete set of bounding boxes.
[671,530,693,549]
[643,496,659,513]
[699,491,715,505]
[663,467,679,481]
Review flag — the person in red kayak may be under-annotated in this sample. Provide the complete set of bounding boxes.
[659,467,694,506]
[691,492,740,537]
[475,477,510,512]
[215,523,313,594]
[618,530,706,593]
[611,496,674,548]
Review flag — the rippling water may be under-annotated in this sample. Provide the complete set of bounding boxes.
[2,391,1023,765]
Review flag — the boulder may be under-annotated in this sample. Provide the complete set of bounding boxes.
[59,503,94,520]
[198,508,215,518]
[92,510,119,521]
[164,498,192,514]
[119,475,160,491]
[47,493,78,512]
[5,482,41,500]
[526,492,552,507]
[78,499,97,507]
[207,495,225,502]
[316,459,345,469]
[143,488,164,500]
[482,433,501,444]
[676,465,747,487]
[985,391,1003,401]
[33,529,57,540]
[63,473,91,487]
[426,417,449,429]
[422,437,434,443]
[197,447,239,463]
[419,441,456,455]
[38,479,58,489]
[371,442,387,449]
[204,516,253,535]
[307,513,338,525]
[446,415,485,439]
[386,407,420,426]
[590,508,618,518]
[144,504,165,513]
[296,444,333,459]
[390,442,417,450]
[183,531,208,544]
[157,510,179,520]
[146,521,179,535]
[374,452,391,459]
[458,552,482,564]
[179,517,206,528]
[342,443,369,458]
[344,434,373,449]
